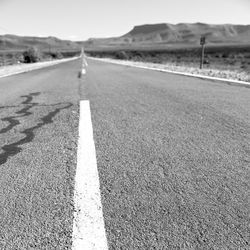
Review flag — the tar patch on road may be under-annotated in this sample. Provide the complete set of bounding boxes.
[0,92,73,165]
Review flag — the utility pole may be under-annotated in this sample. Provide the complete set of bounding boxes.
[200,36,206,69]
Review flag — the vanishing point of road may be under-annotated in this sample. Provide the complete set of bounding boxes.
[0,58,249,249]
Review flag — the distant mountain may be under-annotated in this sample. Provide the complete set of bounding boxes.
[0,34,80,51]
[82,23,250,47]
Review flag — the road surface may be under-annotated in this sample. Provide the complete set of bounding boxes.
[0,58,250,249]
[0,61,80,249]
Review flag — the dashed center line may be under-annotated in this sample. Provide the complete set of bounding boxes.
[72,100,108,250]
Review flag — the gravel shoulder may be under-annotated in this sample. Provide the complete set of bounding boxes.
[0,57,79,79]
[89,57,250,84]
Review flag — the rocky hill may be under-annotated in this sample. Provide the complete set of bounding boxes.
[83,23,250,47]
[0,34,80,51]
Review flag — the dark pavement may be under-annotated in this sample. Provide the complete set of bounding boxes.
[0,60,80,249]
[0,58,250,249]
[84,59,250,249]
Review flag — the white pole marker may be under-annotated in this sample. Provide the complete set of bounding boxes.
[72,100,108,250]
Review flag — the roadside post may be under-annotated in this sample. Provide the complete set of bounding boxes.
[2,39,6,66]
[200,36,206,69]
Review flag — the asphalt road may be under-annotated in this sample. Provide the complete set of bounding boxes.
[0,58,250,249]
[85,59,250,249]
[0,60,80,249]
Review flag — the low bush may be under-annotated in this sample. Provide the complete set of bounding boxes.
[49,51,63,59]
[114,51,129,60]
[15,53,24,63]
[23,47,42,63]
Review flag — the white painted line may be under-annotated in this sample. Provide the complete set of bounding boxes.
[81,68,86,75]
[72,100,108,250]
[83,57,88,67]
[89,57,250,87]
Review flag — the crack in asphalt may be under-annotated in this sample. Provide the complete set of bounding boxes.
[0,92,40,135]
[0,93,73,165]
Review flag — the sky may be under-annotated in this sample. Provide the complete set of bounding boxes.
[0,0,250,41]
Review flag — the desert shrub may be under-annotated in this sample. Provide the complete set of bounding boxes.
[114,51,129,60]
[203,59,210,65]
[23,47,42,63]
[60,50,80,58]
[15,53,24,63]
[56,51,63,59]
[221,53,228,58]
[49,51,63,59]
[150,57,161,63]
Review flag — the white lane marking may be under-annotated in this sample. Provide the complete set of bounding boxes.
[72,100,108,250]
[83,58,88,67]
[81,52,88,75]
[89,57,250,87]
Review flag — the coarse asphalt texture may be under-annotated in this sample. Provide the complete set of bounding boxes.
[0,60,80,249]
[0,58,250,249]
[85,59,250,249]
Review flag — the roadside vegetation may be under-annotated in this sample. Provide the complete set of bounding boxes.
[86,44,250,82]
[0,47,80,66]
